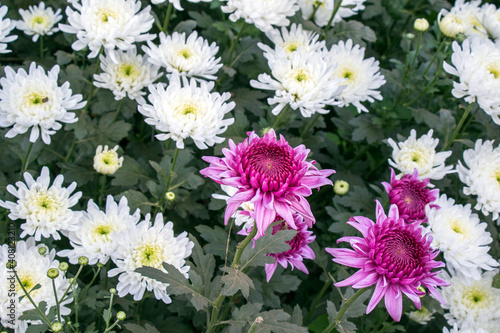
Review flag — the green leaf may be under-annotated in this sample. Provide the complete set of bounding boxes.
[256,309,309,333]
[343,288,370,319]
[112,156,154,187]
[26,324,50,333]
[195,225,230,258]
[326,20,376,47]
[349,115,384,144]
[240,229,296,269]
[326,300,338,323]
[220,266,255,298]
[187,11,213,29]
[188,235,216,297]
[123,323,161,333]
[173,20,197,34]
[117,190,152,215]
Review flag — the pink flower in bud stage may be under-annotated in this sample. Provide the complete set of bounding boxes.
[326,201,449,322]
[200,129,334,237]
[382,168,439,223]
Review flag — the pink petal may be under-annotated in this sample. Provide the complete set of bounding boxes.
[384,285,403,322]
[265,263,278,282]
[366,278,388,314]
[334,269,370,288]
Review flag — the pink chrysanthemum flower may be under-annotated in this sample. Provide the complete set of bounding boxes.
[326,201,449,322]
[382,168,439,223]
[265,215,316,282]
[200,129,334,237]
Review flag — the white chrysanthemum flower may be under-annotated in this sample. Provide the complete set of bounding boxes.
[0,238,73,332]
[440,271,500,332]
[59,195,140,265]
[59,0,155,58]
[93,48,161,104]
[444,37,500,125]
[93,145,124,175]
[387,129,454,181]
[0,166,82,241]
[221,0,299,32]
[258,23,325,57]
[482,4,500,40]
[16,2,62,42]
[138,72,235,149]
[212,185,255,230]
[150,0,212,11]
[108,213,194,303]
[0,62,85,144]
[425,194,499,281]
[0,2,17,53]
[250,48,344,117]
[457,139,500,221]
[438,0,487,39]
[143,31,222,82]
[327,39,385,113]
[298,0,366,28]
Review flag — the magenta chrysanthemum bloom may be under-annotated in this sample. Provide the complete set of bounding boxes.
[326,201,449,322]
[200,129,334,237]
[382,168,439,223]
[265,214,316,282]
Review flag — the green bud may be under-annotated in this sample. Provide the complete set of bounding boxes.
[261,127,271,135]
[165,191,175,202]
[404,33,415,40]
[47,268,59,279]
[6,260,16,269]
[38,246,47,255]
[59,262,69,271]
[116,311,126,321]
[110,288,117,295]
[51,322,63,332]
[334,180,349,196]
[78,256,89,266]
[97,262,104,268]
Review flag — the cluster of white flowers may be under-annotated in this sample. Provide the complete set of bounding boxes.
[0,238,73,332]
[252,24,384,117]
[457,139,500,222]
[138,72,235,149]
[387,129,454,181]
[0,3,17,54]
[0,62,86,144]
[59,0,155,58]
[222,0,299,32]
[16,2,62,42]
[298,0,366,28]
[94,48,161,104]
[143,31,222,81]
[108,213,194,303]
[425,194,499,281]
[444,37,500,125]
[438,0,487,39]
[440,271,500,332]
[0,166,82,241]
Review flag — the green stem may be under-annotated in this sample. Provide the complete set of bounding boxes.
[20,141,34,176]
[271,105,291,130]
[303,277,332,324]
[104,293,115,331]
[156,147,180,214]
[227,21,247,66]
[13,270,52,327]
[442,102,475,151]
[300,114,321,139]
[421,38,447,79]
[404,32,422,87]
[162,2,173,33]
[52,279,62,323]
[322,0,343,38]
[60,265,84,303]
[111,99,125,123]
[77,266,102,302]
[65,139,77,163]
[82,47,103,114]
[40,36,44,60]
[247,317,263,333]
[98,174,107,207]
[104,320,121,333]
[321,287,370,333]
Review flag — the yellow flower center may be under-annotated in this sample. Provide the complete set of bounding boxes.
[463,287,490,308]
[487,64,500,79]
[28,190,64,222]
[17,273,40,297]
[174,102,202,120]
[92,224,115,242]
[96,8,119,23]
[177,47,194,60]
[99,151,119,166]
[337,67,356,85]
[118,63,141,81]
[134,243,163,268]
[29,15,49,28]
[284,42,299,53]
[449,220,464,234]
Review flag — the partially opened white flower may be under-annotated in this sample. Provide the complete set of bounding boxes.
[444,37,500,125]
[327,39,385,113]
[0,3,17,54]
[212,185,255,230]
[93,145,124,175]
[0,62,86,144]
[438,0,487,39]
[482,4,500,40]
[143,31,222,81]
[59,195,140,265]
[138,72,235,149]
[0,238,73,332]
[251,47,345,117]
[258,23,325,57]
[108,213,194,303]
[387,129,454,181]
[16,2,62,42]
[298,0,366,28]
[94,48,161,104]
[150,0,212,11]
[221,0,299,32]
[59,0,155,58]
[457,139,500,221]
[440,271,500,332]
[425,194,499,281]
[0,166,82,241]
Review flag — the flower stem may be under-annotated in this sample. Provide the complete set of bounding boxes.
[303,276,332,324]
[247,317,263,333]
[323,0,343,39]
[162,2,173,33]
[227,21,247,66]
[271,105,291,130]
[321,287,370,333]
[442,102,475,151]
[13,270,53,327]
[20,141,34,177]
[40,36,44,60]
[104,293,115,331]
[82,47,103,115]
[98,174,107,207]
[156,147,179,214]
[300,113,321,139]
[60,264,84,303]
[112,99,124,123]
[51,279,62,323]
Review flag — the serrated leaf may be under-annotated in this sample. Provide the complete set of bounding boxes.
[123,323,161,333]
[195,225,229,258]
[349,115,384,144]
[220,267,255,298]
[26,324,50,333]
[188,235,215,294]
[117,190,152,215]
[326,300,338,323]
[136,263,211,311]
[256,309,309,333]
[112,156,154,187]
[343,288,370,319]
[173,20,197,34]
[187,11,213,29]
[240,228,296,269]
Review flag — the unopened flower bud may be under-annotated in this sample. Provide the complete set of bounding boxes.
[51,322,63,332]
[94,145,123,175]
[47,268,59,279]
[261,127,271,135]
[438,13,464,38]
[116,311,126,321]
[38,246,47,255]
[165,191,175,202]
[6,260,16,269]
[110,288,117,295]
[404,33,415,40]
[334,180,349,196]
[414,18,429,32]
[97,262,104,268]
[78,256,89,266]
[59,262,69,271]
